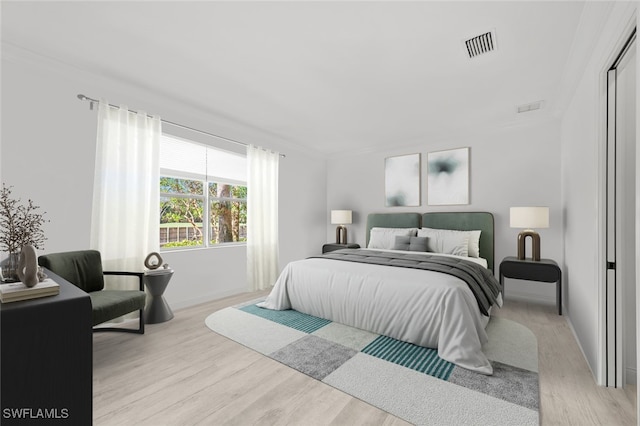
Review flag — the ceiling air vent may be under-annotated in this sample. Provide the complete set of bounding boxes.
[516,101,544,114]
[464,29,497,59]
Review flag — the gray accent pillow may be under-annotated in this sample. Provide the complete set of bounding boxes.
[392,235,429,252]
[368,227,418,249]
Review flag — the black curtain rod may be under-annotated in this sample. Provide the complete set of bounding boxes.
[77,94,285,158]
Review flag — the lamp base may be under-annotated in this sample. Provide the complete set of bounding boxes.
[335,226,348,244]
[517,230,541,261]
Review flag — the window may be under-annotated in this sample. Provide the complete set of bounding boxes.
[159,134,247,249]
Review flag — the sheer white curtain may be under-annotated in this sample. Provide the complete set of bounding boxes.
[247,145,280,291]
[90,101,161,275]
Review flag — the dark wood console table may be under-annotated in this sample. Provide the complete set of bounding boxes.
[1,269,93,425]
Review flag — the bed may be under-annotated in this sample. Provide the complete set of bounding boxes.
[258,212,502,375]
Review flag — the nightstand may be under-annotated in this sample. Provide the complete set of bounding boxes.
[322,243,360,253]
[499,256,562,315]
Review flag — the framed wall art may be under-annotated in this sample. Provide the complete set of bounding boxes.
[427,147,469,205]
[384,153,421,207]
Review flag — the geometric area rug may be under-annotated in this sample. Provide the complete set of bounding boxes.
[205,300,539,426]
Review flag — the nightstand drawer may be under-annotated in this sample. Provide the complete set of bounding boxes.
[500,261,559,282]
[322,243,360,253]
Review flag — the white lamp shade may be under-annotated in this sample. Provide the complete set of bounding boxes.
[510,207,549,229]
[331,210,352,225]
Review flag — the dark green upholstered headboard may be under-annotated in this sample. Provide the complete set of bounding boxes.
[366,213,421,247]
[365,212,495,272]
[422,212,495,272]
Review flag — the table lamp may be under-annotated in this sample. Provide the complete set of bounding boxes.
[331,210,352,244]
[510,207,549,261]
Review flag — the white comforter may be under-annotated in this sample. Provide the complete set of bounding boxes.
[258,252,500,375]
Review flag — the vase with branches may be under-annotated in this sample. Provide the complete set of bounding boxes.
[0,183,48,281]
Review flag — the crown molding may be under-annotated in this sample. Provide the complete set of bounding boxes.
[553,2,636,118]
[327,113,560,159]
[1,41,326,160]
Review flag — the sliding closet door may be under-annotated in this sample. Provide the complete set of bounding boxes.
[606,66,617,387]
[617,35,637,389]
[605,31,636,388]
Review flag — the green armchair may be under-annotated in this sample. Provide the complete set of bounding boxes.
[38,250,146,334]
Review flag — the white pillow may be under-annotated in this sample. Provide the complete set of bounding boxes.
[417,228,481,257]
[368,227,418,250]
[467,230,482,258]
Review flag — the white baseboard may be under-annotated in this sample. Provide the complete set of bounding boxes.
[564,307,636,387]
[171,288,250,311]
[565,315,599,383]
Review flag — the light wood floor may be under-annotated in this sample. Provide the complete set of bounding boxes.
[93,292,637,425]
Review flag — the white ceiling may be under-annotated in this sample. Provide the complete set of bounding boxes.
[1,1,586,155]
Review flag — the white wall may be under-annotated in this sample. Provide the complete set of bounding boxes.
[0,45,327,309]
[326,118,564,304]
[560,2,638,383]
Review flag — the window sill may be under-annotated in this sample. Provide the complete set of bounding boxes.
[161,243,247,253]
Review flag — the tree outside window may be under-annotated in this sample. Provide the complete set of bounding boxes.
[160,177,246,249]
[209,183,247,244]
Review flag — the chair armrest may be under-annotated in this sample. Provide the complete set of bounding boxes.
[103,271,145,291]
